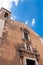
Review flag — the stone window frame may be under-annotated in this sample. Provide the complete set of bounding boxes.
[23,57,38,65]
[21,28,30,41]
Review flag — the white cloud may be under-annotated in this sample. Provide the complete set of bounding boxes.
[11,15,16,20]
[31,18,35,26]
[0,0,23,10]
[25,21,28,25]
[0,0,12,10]
[11,17,14,20]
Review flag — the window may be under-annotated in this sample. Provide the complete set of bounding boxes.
[23,57,38,65]
[4,12,8,18]
[24,32,28,40]
[21,28,30,41]
[26,59,36,65]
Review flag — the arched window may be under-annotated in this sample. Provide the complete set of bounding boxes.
[24,32,28,40]
[21,28,30,41]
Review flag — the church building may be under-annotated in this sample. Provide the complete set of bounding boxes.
[0,7,43,65]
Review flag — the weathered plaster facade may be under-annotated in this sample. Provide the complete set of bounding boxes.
[0,7,43,65]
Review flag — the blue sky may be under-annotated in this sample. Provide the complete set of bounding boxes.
[0,0,43,37]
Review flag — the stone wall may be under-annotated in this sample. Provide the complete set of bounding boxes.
[0,7,43,65]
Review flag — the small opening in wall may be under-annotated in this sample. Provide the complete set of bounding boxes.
[4,12,8,18]
[26,59,36,65]
[24,32,28,40]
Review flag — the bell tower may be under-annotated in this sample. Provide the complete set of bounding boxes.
[0,7,11,20]
[0,7,11,46]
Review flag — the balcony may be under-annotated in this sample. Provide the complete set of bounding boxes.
[17,44,40,61]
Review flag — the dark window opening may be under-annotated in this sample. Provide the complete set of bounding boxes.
[26,59,36,65]
[4,12,8,18]
[24,32,28,40]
